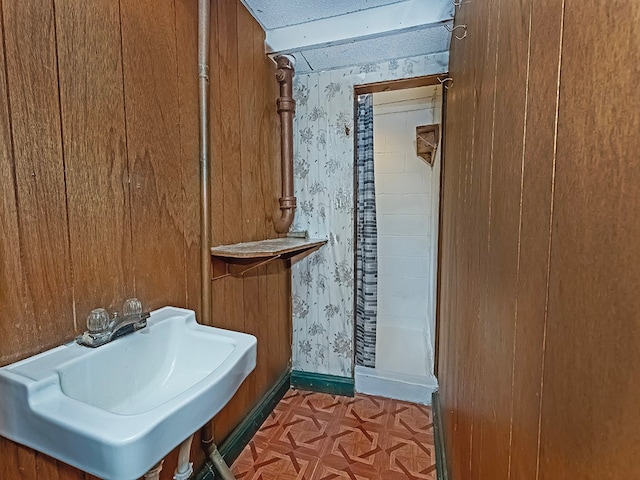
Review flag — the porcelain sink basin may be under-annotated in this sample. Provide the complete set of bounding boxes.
[0,307,256,480]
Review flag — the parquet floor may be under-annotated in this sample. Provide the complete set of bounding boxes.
[232,388,436,480]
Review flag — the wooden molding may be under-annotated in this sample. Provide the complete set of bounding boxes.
[290,370,355,397]
[432,391,450,480]
[354,73,448,95]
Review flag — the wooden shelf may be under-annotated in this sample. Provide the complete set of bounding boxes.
[210,237,327,280]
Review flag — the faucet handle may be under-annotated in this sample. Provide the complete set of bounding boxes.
[87,308,110,333]
[122,298,143,316]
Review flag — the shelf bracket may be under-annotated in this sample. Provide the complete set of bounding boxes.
[286,244,323,264]
[211,255,281,281]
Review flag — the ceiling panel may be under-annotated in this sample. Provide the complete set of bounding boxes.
[242,0,405,29]
[294,24,451,74]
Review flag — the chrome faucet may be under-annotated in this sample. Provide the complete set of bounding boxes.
[77,298,150,348]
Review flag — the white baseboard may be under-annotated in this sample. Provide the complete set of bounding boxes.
[354,365,438,405]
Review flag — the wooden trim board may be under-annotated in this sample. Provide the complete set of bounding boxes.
[290,370,355,397]
[432,391,449,480]
[434,85,447,376]
[354,73,448,95]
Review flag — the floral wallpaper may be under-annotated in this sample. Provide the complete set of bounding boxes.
[291,52,449,377]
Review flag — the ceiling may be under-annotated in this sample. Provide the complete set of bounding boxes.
[240,0,454,74]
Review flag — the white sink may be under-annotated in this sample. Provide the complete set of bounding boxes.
[0,307,256,480]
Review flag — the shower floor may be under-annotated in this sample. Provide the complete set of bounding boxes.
[357,325,438,404]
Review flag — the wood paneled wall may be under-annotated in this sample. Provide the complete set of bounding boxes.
[438,1,640,479]
[0,0,288,478]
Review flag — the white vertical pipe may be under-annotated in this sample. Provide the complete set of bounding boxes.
[208,443,237,480]
[198,0,212,325]
[173,435,194,480]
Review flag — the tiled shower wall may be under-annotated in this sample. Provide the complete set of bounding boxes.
[290,52,448,377]
[373,86,442,379]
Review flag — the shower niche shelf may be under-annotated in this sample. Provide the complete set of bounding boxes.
[210,237,327,280]
[416,124,440,165]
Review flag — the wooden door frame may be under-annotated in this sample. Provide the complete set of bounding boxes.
[352,73,448,377]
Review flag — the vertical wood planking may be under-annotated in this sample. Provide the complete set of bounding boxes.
[439,0,462,471]
[437,71,454,455]
[479,0,530,477]
[0,438,36,480]
[441,6,464,473]
[35,454,84,480]
[272,60,290,385]
[209,0,225,332]
[207,3,225,452]
[214,0,246,440]
[265,263,283,386]
[440,1,471,476]
[449,1,476,475]
[468,0,501,477]
[54,0,132,317]
[0,0,30,367]
[175,0,201,316]
[539,2,640,479]
[209,0,225,323]
[263,54,286,387]
[208,0,224,297]
[278,261,292,381]
[216,0,242,249]
[260,53,279,239]
[0,0,291,474]
[119,0,186,310]
[461,0,494,477]
[441,0,640,478]
[1,0,74,359]
[208,0,291,443]
[237,1,259,420]
[256,47,275,392]
[237,4,259,244]
[253,20,270,400]
[509,0,564,477]
[208,0,228,441]
[0,1,94,477]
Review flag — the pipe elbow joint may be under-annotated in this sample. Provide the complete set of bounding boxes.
[274,197,296,234]
[274,211,295,234]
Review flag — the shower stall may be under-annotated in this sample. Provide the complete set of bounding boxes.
[355,85,442,404]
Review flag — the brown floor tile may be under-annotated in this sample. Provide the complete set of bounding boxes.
[232,389,436,480]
